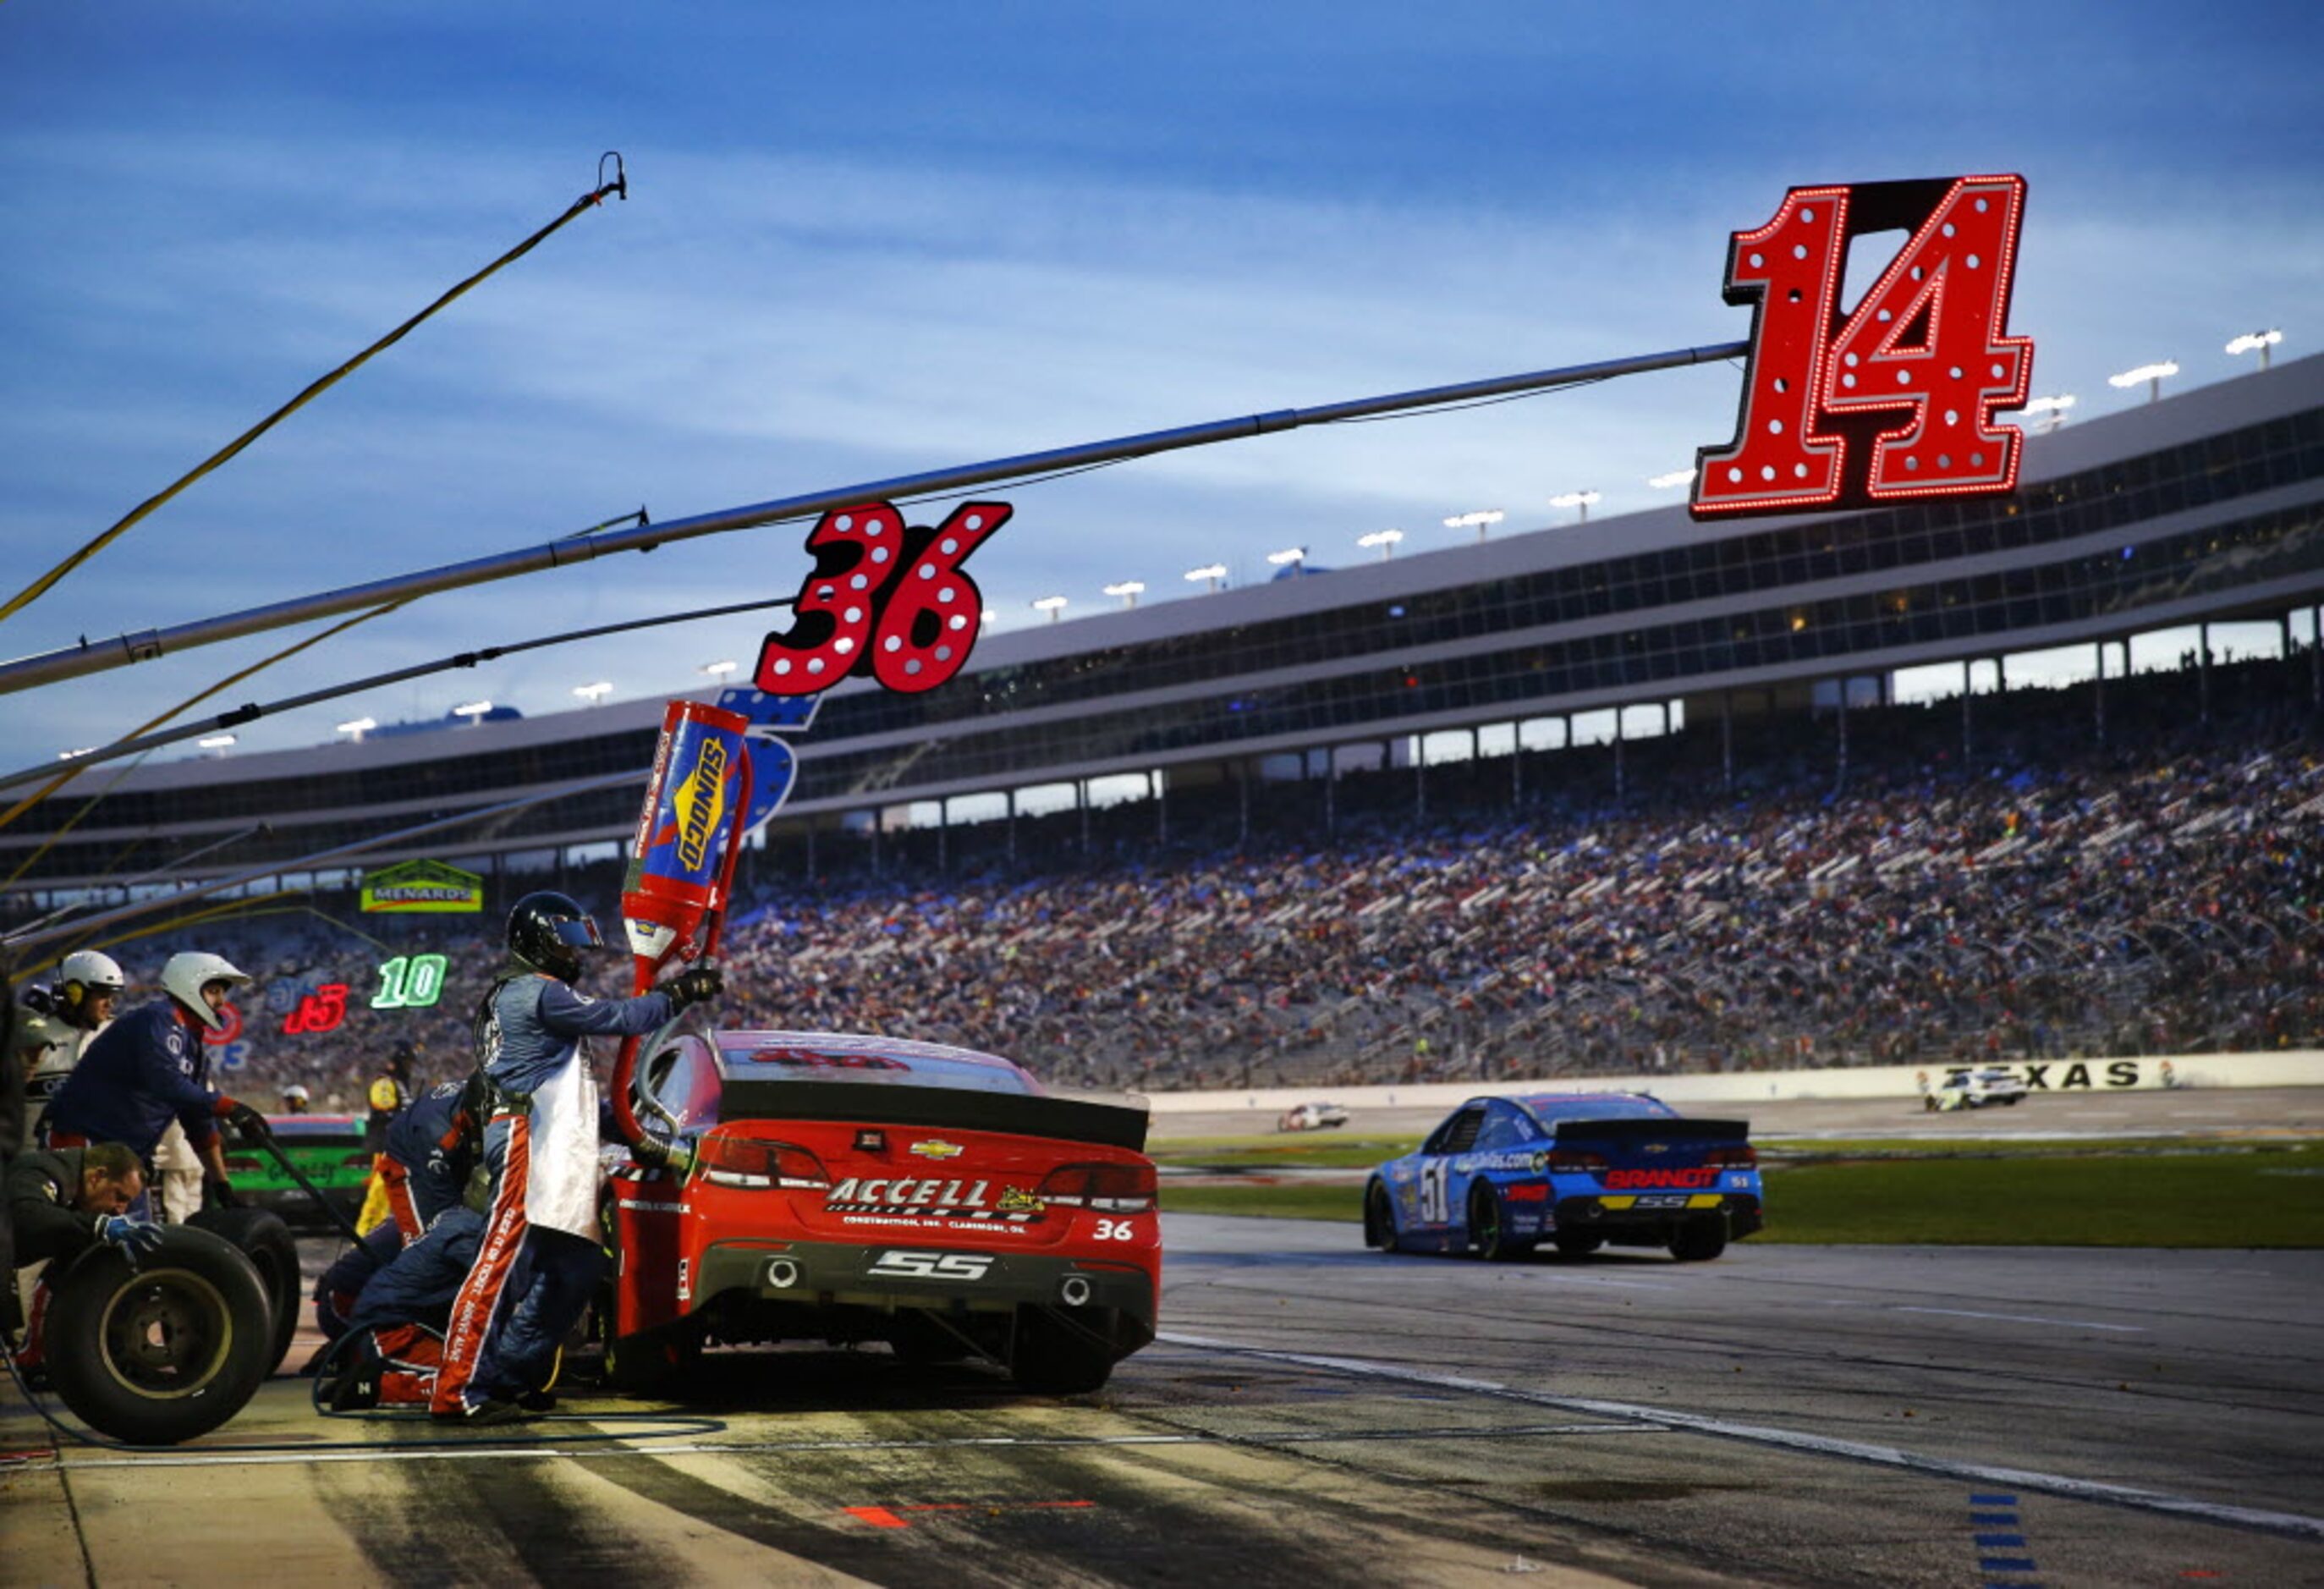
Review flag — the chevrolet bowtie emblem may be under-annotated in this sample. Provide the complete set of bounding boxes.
[1642,1143,1670,1153]
[909,1140,964,1160]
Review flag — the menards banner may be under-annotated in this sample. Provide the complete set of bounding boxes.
[360,859,486,914]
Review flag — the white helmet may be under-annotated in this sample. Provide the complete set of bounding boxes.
[159,950,250,1033]
[58,949,126,998]
[282,1084,310,1102]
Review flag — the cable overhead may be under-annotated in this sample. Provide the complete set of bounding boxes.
[0,153,629,628]
[0,592,794,798]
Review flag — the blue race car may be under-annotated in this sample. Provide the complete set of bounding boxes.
[1364,1091,1763,1262]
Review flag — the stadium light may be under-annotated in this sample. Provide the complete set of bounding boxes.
[1184,563,1228,591]
[2226,329,2283,371]
[2108,360,2178,404]
[1266,547,1307,569]
[1355,529,1404,560]
[1645,470,1695,490]
[1032,594,1069,623]
[981,606,999,624]
[335,716,376,743]
[1102,580,1146,608]
[452,700,492,725]
[1549,490,1602,524]
[572,680,613,706]
[198,734,237,753]
[2024,393,2077,434]
[1442,509,1504,543]
[699,660,739,679]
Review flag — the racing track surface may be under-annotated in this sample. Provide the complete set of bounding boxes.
[6,1086,2320,1586]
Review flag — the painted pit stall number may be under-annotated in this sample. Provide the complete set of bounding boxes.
[1691,174,2032,520]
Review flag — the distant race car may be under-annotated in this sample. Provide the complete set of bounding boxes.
[602,1030,1160,1395]
[1277,1101,1351,1132]
[1923,1067,2030,1112]
[222,1113,372,1229]
[1365,1091,1762,1262]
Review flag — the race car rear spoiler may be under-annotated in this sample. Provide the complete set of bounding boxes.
[1552,1117,1750,1142]
[720,1078,1151,1152]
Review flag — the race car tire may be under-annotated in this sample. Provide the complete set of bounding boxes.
[185,1207,302,1377]
[1363,1181,1398,1252]
[1467,1184,1530,1262]
[1668,1222,1728,1262]
[45,1226,272,1445]
[1008,1304,1115,1395]
[1553,1233,1603,1258]
[605,1323,701,1396]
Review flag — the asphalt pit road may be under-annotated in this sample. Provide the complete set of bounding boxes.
[1531,1479,1755,1504]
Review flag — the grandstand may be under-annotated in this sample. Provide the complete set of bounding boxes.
[3,355,2319,1100]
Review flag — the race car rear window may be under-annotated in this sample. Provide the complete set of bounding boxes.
[1520,1094,1675,1126]
[733,1047,1038,1094]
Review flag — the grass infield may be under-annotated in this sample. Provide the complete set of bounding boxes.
[1155,1138,2324,1247]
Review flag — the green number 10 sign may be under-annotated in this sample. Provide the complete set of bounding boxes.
[372,953,450,1010]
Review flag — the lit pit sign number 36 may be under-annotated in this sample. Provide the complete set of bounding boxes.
[1691,174,2032,520]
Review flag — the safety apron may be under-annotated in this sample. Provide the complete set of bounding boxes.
[524,1050,601,1242]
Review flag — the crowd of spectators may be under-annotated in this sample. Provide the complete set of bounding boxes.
[14,652,2319,1102]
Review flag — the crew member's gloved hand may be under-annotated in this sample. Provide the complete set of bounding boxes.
[663,965,724,1009]
[214,1097,272,1138]
[206,1178,241,1211]
[96,1214,166,1262]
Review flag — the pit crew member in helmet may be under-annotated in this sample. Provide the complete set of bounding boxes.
[354,1040,420,1234]
[280,1083,311,1114]
[39,951,271,1212]
[431,892,722,1423]
[14,950,126,1152]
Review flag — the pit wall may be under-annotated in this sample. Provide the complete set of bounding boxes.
[1140,1051,2324,1117]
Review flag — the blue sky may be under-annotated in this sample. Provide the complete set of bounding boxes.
[2,2,2317,764]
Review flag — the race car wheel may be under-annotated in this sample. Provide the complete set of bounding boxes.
[605,1323,701,1396]
[1467,1184,1530,1262]
[1363,1181,1398,1252]
[1009,1304,1116,1395]
[185,1207,302,1377]
[1668,1222,1728,1262]
[1553,1233,1603,1258]
[45,1226,272,1445]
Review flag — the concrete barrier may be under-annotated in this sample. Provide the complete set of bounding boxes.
[1140,1050,2324,1117]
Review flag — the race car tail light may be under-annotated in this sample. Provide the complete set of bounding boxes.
[695,1134,832,1190]
[1036,1161,1157,1213]
[1547,1148,1607,1173]
[1704,1145,1758,1169]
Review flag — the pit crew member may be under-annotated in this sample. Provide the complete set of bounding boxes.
[431,892,721,1423]
[14,951,125,1152]
[6,1141,159,1370]
[39,951,271,1212]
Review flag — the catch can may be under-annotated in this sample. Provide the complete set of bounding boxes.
[621,699,750,992]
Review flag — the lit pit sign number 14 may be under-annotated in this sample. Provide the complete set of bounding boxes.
[1691,173,2032,520]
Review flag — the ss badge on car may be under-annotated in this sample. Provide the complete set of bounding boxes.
[867,1250,994,1280]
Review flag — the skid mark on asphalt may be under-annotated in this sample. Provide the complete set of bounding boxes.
[1158,1332,2324,1544]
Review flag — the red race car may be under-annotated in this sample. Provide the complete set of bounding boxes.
[601,1029,1159,1395]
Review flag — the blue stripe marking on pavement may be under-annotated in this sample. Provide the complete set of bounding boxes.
[1970,1493,2019,1505]
[1979,1557,2038,1573]
[1971,1511,2019,1526]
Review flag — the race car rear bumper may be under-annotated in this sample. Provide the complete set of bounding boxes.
[1554,1191,1763,1240]
[692,1238,1158,1329]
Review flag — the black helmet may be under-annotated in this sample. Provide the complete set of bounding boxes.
[507,891,607,982]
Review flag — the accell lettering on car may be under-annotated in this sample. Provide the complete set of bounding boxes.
[1602,1168,1719,1190]
[866,1251,995,1281]
[825,1177,1047,1223]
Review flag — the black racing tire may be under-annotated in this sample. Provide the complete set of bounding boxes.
[1668,1221,1729,1262]
[1009,1304,1117,1396]
[45,1226,272,1445]
[1363,1180,1398,1252]
[605,1323,700,1397]
[1553,1232,1604,1258]
[1467,1183,1530,1262]
[185,1207,301,1377]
